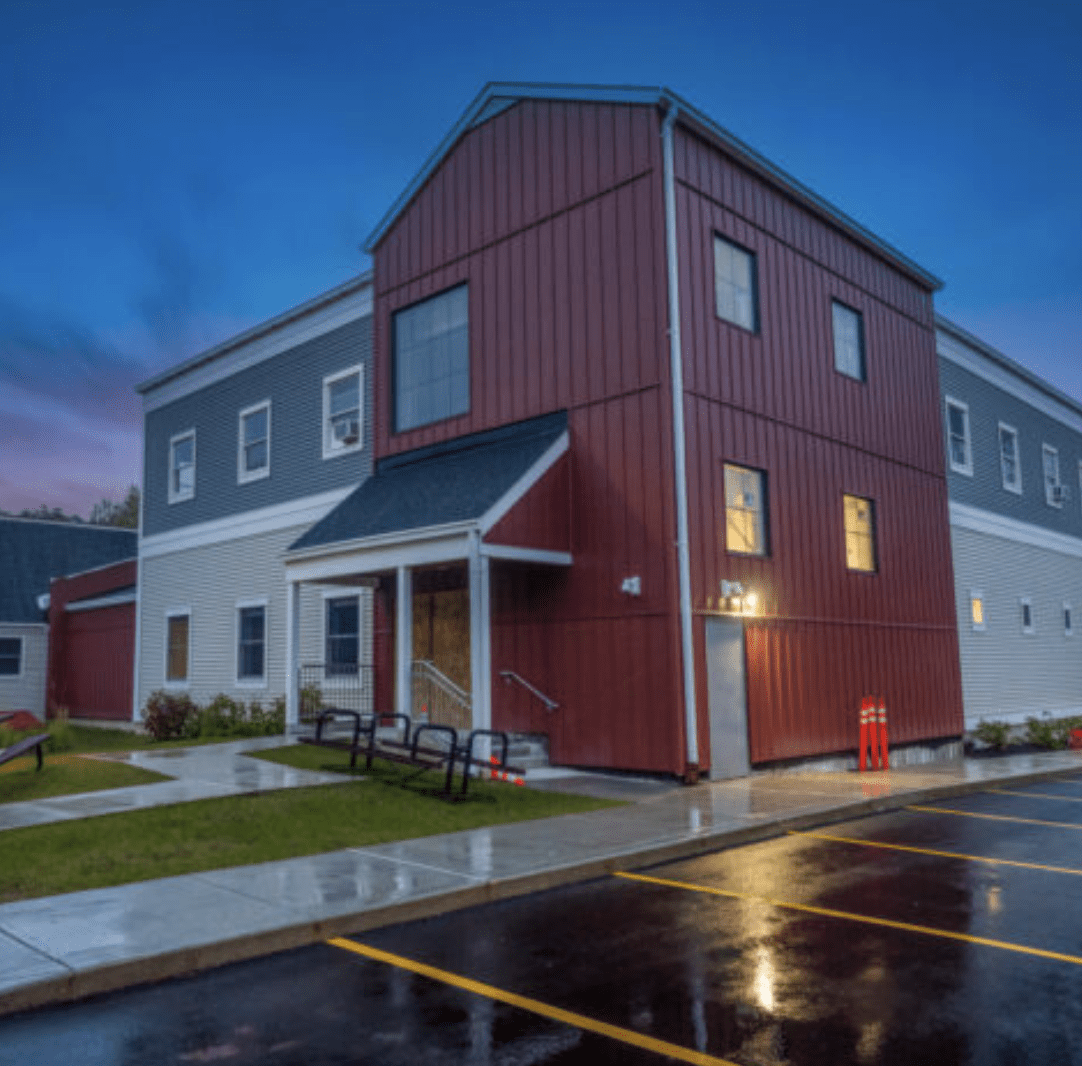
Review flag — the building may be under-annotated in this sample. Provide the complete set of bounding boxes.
[278,83,965,778]
[133,273,374,715]
[938,316,1082,729]
[0,518,136,717]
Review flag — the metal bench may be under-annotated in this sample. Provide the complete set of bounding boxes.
[0,733,50,772]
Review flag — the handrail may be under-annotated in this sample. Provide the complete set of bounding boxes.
[499,670,559,712]
[412,660,471,707]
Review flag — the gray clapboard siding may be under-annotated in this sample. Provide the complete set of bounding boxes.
[143,315,373,537]
[0,624,48,715]
[137,526,371,712]
[951,524,1082,726]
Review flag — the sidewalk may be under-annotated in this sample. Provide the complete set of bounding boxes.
[2,743,1081,1017]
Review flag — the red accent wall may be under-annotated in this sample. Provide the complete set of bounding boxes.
[47,560,136,721]
[484,453,572,554]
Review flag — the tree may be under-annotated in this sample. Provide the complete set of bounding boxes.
[89,485,140,528]
[18,504,82,523]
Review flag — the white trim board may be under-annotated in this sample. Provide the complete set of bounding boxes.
[950,500,1082,560]
[66,590,137,613]
[140,487,355,559]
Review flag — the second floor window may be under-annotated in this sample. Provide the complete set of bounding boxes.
[714,235,757,331]
[169,431,195,503]
[832,302,865,382]
[945,398,972,475]
[323,366,363,459]
[394,284,469,433]
[1043,444,1062,507]
[999,423,1021,493]
[844,494,877,573]
[724,464,767,556]
[239,402,270,483]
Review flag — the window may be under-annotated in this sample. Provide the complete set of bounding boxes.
[713,235,757,331]
[326,596,359,675]
[945,398,972,476]
[323,366,363,459]
[999,423,1021,493]
[1020,597,1035,635]
[1043,444,1062,506]
[168,430,196,503]
[0,637,22,677]
[236,603,266,683]
[394,284,469,433]
[724,464,768,556]
[832,301,865,382]
[165,611,190,684]
[970,591,985,631]
[843,494,877,572]
[1066,603,1074,637]
[238,401,270,483]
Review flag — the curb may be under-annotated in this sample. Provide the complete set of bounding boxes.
[4,760,1081,1018]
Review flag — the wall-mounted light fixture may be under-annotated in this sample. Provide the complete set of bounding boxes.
[620,576,642,596]
[719,580,758,615]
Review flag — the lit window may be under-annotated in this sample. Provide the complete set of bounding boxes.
[1044,444,1063,506]
[237,604,266,682]
[724,465,767,556]
[945,398,972,476]
[844,494,877,573]
[1021,597,1035,635]
[166,612,190,683]
[971,592,985,630]
[323,366,363,459]
[326,596,359,675]
[0,637,22,677]
[714,235,757,331]
[168,430,195,503]
[999,423,1021,493]
[394,285,469,432]
[832,302,865,382]
[238,401,270,483]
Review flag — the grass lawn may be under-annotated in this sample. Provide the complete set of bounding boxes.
[0,745,622,903]
[0,722,259,756]
[0,754,170,804]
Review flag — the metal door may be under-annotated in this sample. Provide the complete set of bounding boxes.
[704,617,749,779]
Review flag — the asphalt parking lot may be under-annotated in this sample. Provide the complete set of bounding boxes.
[6,776,1082,1065]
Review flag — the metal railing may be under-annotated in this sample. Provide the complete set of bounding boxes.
[298,662,374,724]
[411,660,472,731]
[499,670,559,713]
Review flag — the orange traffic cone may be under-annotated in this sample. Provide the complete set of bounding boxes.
[858,697,871,771]
[877,699,890,770]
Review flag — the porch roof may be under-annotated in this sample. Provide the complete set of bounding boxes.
[287,411,568,556]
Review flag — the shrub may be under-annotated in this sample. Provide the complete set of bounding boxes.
[974,719,1012,751]
[142,690,198,740]
[1025,715,1066,750]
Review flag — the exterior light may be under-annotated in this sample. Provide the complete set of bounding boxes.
[744,591,758,613]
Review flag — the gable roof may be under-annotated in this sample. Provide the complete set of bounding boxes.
[362,82,941,291]
[288,411,568,555]
[0,519,137,624]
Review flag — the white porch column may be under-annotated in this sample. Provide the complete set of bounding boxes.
[469,530,492,733]
[285,579,301,731]
[396,565,412,719]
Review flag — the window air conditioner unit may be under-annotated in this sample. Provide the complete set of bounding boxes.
[334,418,360,445]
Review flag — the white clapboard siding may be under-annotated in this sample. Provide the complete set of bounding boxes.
[137,525,371,712]
[952,524,1082,726]
[0,624,48,716]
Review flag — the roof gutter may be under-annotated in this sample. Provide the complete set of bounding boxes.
[662,102,700,774]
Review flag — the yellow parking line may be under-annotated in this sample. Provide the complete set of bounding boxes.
[788,829,1082,876]
[989,789,1082,804]
[615,871,1082,967]
[908,805,1082,830]
[328,936,737,1066]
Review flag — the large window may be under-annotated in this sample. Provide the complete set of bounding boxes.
[394,285,469,433]
[168,430,195,503]
[323,365,363,460]
[326,596,359,675]
[945,398,972,475]
[165,611,190,684]
[999,423,1021,493]
[237,603,266,683]
[713,235,757,331]
[843,494,877,573]
[832,301,865,382]
[724,464,768,556]
[238,401,271,483]
[0,637,22,676]
[1043,444,1063,506]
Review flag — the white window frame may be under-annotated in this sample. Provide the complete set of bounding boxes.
[237,400,271,484]
[168,430,196,504]
[1065,602,1074,638]
[235,598,269,687]
[831,300,866,382]
[998,422,1022,494]
[970,589,986,632]
[0,635,24,678]
[945,397,972,477]
[1020,596,1035,636]
[164,607,192,687]
[1043,444,1062,507]
[322,365,364,460]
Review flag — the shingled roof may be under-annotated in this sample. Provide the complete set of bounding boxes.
[0,519,137,624]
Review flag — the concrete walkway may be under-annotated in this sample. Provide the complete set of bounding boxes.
[3,743,1082,1016]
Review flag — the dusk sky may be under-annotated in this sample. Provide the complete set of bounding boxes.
[2,0,1079,517]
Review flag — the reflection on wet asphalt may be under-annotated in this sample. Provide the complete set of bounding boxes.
[5,784,1082,1065]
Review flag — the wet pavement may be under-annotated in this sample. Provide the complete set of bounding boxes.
[6,777,1082,1064]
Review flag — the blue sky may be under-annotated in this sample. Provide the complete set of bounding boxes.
[2,0,1079,515]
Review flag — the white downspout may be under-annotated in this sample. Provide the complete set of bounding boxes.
[662,103,700,772]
